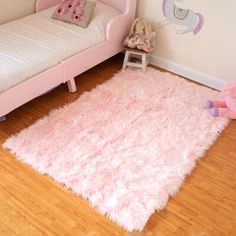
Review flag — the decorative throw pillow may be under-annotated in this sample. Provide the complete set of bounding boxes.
[52,0,96,28]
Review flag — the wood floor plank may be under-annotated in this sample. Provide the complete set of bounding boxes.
[0,54,235,235]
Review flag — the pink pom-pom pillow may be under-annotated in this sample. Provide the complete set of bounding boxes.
[52,0,96,28]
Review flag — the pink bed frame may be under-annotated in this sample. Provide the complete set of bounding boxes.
[0,0,136,118]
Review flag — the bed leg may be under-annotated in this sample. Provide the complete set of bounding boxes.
[0,116,6,122]
[67,78,77,93]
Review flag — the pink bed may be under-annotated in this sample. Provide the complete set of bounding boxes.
[0,0,137,119]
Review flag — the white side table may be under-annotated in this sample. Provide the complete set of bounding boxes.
[122,47,149,72]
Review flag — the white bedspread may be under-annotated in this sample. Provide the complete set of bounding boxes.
[0,2,120,92]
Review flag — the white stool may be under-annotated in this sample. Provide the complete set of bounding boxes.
[122,47,149,72]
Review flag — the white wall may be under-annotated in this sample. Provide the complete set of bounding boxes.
[0,0,235,89]
[137,0,236,89]
[0,0,35,24]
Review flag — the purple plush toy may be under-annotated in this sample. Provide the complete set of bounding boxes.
[205,80,236,119]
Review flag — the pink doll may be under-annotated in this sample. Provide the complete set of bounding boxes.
[123,18,156,53]
[204,80,236,119]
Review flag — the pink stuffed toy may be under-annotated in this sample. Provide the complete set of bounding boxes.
[204,80,236,119]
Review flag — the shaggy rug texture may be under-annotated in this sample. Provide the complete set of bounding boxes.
[3,68,229,231]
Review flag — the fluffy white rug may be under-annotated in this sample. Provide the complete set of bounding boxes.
[3,68,229,231]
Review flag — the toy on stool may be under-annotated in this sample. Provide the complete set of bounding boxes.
[123,18,156,53]
[204,80,236,119]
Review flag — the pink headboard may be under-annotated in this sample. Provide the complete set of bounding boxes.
[35,0,61,12]
[36,0,134,13]
[98,0,128,13]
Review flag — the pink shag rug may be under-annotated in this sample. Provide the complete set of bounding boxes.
[3,68,228,231]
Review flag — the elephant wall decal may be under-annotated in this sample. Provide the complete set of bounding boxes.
[159,0,204,35]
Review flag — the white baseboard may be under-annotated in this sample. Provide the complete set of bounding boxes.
[150,55,226,91]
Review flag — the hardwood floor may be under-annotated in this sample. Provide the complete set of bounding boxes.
[0,54,235,236]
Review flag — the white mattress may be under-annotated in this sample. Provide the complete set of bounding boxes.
[0,2,120,92]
